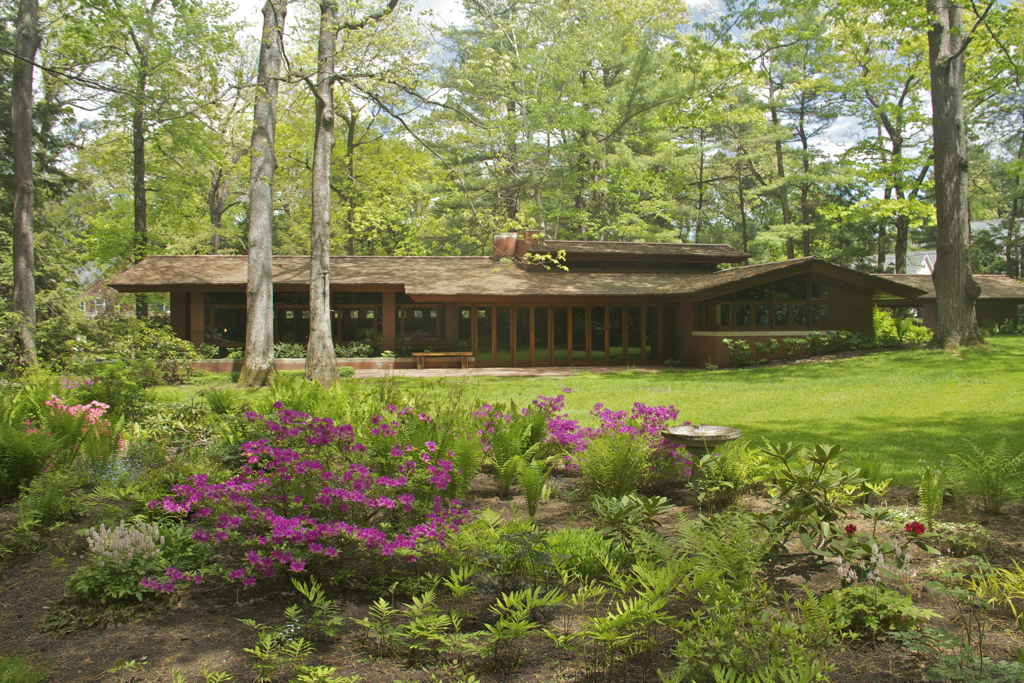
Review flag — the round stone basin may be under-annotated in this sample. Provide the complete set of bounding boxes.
[661,425,742,449]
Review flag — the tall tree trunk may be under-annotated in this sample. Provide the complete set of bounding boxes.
[306,0,340,387]
[132,18,153,319]
[238,0,286,389]
[209,168,229,253]
[894,214,910,273]
[927,0,983,349]
[737,163,749,254]
[341,109,357,255]
[770,105,794,259]
[11,0,39,365]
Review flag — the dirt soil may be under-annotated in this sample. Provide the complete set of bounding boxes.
[2,478,1023,683]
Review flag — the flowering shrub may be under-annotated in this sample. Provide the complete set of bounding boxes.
[35,395,125,475]
[149,405,467,590]
[528,390,689,490]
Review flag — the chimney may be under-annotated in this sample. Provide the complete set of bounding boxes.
[492,232,518,260]
[515,230,543,258]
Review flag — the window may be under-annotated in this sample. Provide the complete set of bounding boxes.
[697,276,831,331]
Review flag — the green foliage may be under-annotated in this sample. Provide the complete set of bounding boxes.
[275,342,307,358]
[0,422,55,502]
[590,493,672,559]
[292,578,346,641]
[951,440,1024,514]
[689,442,772,510]
[487,403,546,499]
[545,527,621,581]
[720,338,752,367]
[204,387,240,415]
[663,582,836,683]
[578,429,653,498]
[682,511,773,590]
[0,653,49,683]
[17,470,88,527]
[240,608,314,683]
[919,465,946,527]
[517,457,552,519]
[335,342,375,358]
[834,585,935,636]
[755,441,865,559]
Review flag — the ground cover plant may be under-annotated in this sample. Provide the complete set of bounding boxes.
[2,340,1024,681]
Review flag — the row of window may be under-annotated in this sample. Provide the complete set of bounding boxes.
[695,275,831,331]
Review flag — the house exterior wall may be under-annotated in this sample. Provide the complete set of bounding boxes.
[680,286,877,368]
[170,292,188,339]
[977,301,1019,327]
[826,287,874,336]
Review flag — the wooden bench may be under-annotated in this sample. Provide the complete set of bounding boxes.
[412,351,474,370]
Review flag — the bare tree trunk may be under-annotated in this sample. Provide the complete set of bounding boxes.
[770,106,794,259]
[238,0,286,389]
[12,0,39,365]
[927,0,983,349]
[209,169,229,253]
[737,163,749,254]
[306,0,340,387]
[131,7,156,319]
[894,214,909,273]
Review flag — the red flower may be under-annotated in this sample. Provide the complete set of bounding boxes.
[844,524,857,535]
[905,521,926,535]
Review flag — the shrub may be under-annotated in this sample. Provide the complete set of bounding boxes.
[17,470,88,527]
[834,585,935,636]
[335,341,375,358]
[0,423,55,502]
[682,511,772,590]
[275,342,307,358]
[149,406,468,589]
[579,430,653,498]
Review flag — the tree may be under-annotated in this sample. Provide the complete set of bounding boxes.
[11,0,40,363]
[927,0,986,348]
[239,0,287,390]
[304,0,399,387]
[59,0,239,315]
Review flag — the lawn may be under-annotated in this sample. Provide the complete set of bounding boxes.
[165,337,1024,486]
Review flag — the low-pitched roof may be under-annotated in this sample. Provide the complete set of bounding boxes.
[108,254,926,300]
[530,240,750,262]
[878,273,1024,301]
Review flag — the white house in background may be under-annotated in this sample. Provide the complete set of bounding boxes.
[971,218,1022,239]
[884,250,936,275]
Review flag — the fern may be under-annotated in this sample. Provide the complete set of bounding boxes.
[517,457,552,519]
[918,466,946,527]
[953,440,1024,514]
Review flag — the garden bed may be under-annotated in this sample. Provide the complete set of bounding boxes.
[2,477,1024,683]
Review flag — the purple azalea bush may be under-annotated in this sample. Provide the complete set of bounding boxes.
[147,403,467,591]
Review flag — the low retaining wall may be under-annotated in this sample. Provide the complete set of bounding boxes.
[191,357,476,373]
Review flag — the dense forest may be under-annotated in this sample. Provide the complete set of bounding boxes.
[1,0,1021,358]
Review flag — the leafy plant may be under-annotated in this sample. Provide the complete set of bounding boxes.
[239,608,313,683]
[591,493,671,559]
[487,402,546,498]
[720,338,752,366]
[292,577,346,641]
[919,465,946,527]
[578,429,653,498]
[517,457,552,519]
[683,511,773,590]
[755,441,865,559]
[951,440,1024,514]
[204,387,240,415]
[833,585,935,636]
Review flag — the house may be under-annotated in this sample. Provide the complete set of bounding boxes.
[108,233,1024,368]
[883,250,936,275]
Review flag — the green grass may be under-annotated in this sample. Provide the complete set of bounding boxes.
[150,339,1024,486]
[420,337,1024,486]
